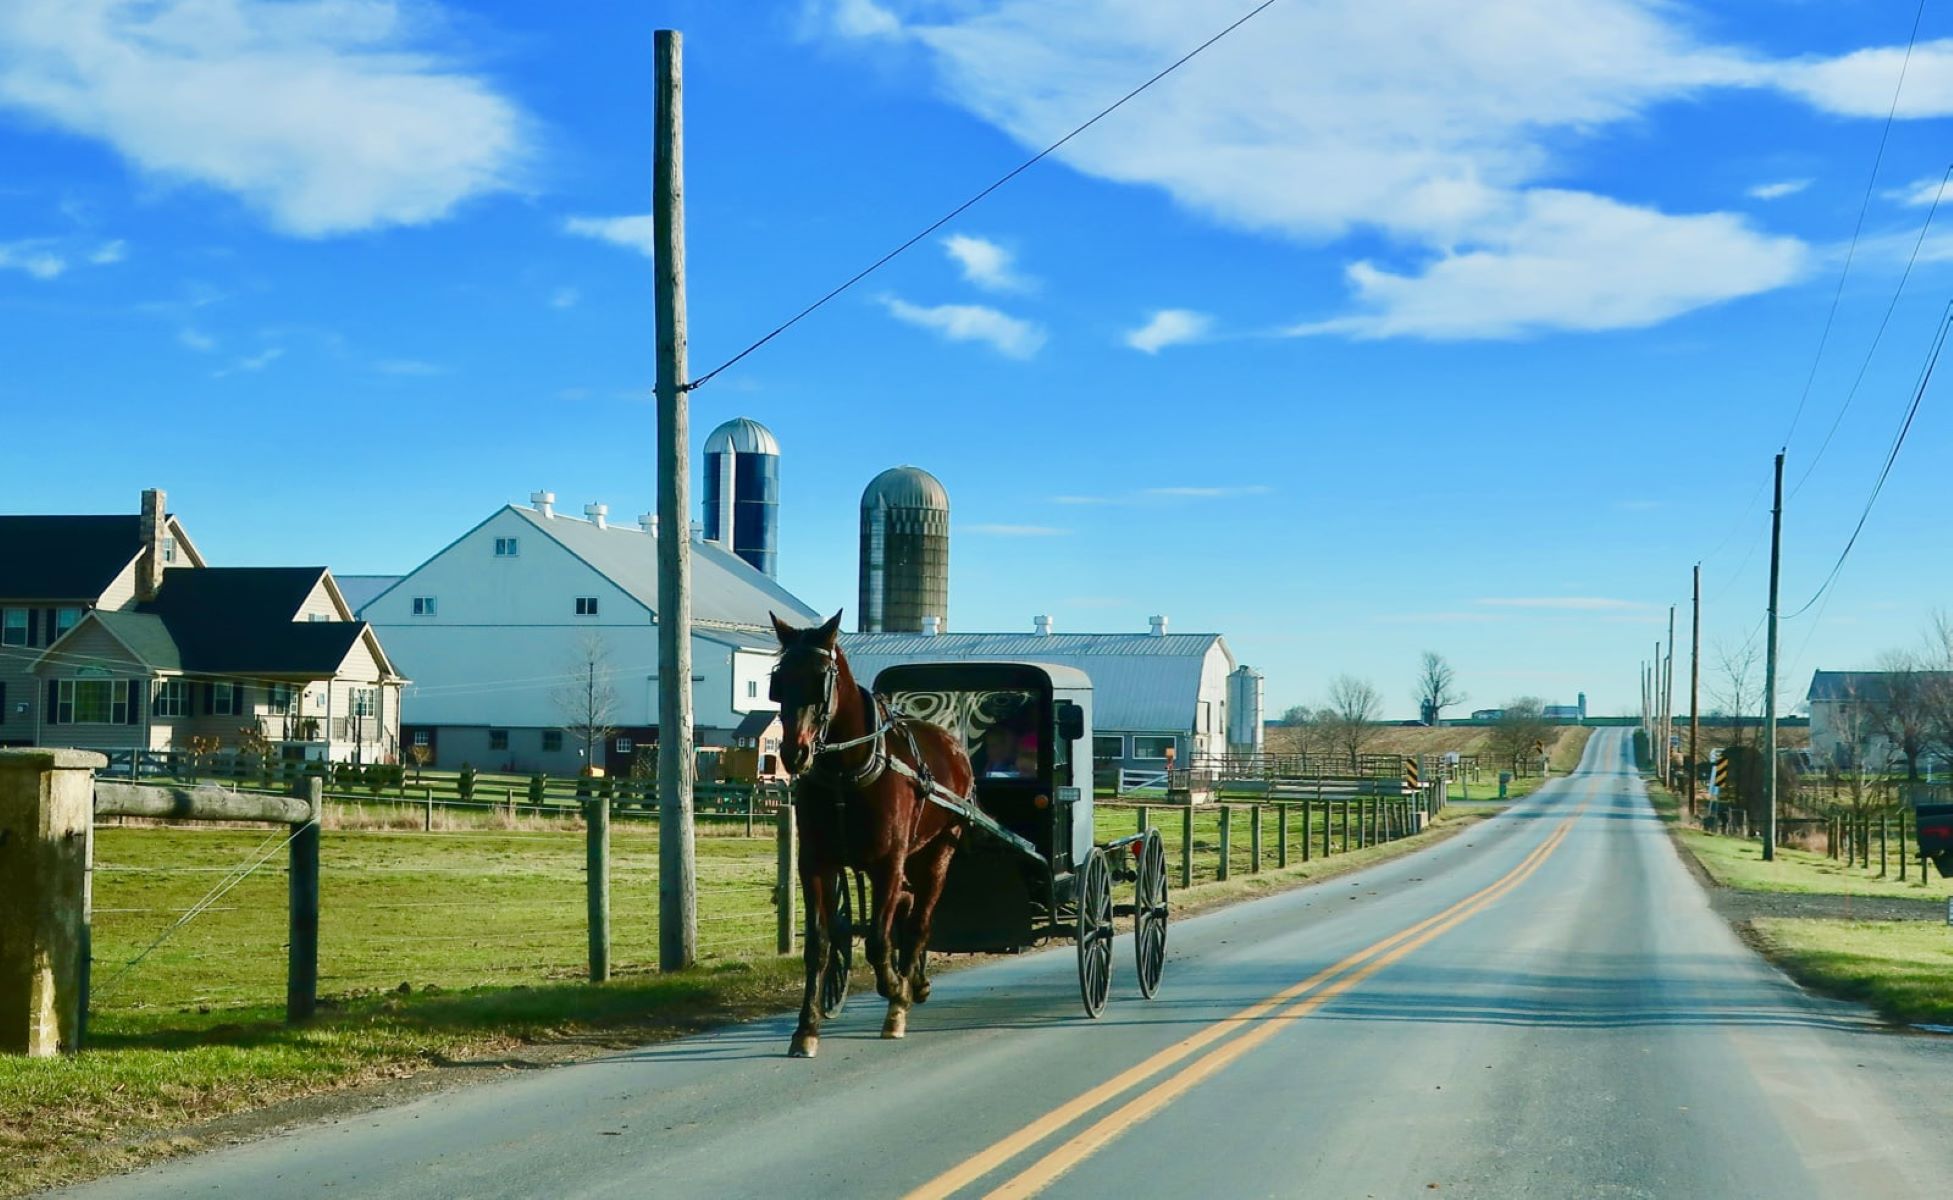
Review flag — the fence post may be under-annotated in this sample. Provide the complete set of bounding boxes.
[745,788,755,840]
[1181,806,1194,890]
[423,787,434,832]
[1339,800,1350,854]
[1217,805,1232,882]
[1900,818,1909,882]
[0,749,102,1057]
[287,776,321,1023]
[776,799,796,955]
[1138,807,1149,836]
[1880,815,1888,877]
[1320,799,1330,859]
[1277,804,1289,868]
[586,794,611,982]
[1250,805,1262,873]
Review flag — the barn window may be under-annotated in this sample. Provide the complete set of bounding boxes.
[1093,735,1125,761]
[575,596,599,616]
[1132,736,1176,761]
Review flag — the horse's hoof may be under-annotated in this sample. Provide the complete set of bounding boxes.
[913,981,932,1005]
[788,1034,819,1059]
[881,1011,907,1039]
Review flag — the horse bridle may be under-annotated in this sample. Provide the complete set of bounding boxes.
[771,645,897,786]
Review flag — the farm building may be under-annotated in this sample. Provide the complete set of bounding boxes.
[2,489,404,764]
[1807,669,1953,773]
[359,492,820,774]
[840,616,1261,776]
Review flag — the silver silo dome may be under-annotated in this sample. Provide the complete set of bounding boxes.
[702,417,780,577]
[859,465,949,633]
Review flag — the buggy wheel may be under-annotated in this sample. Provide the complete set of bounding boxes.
[819,875,853,1019]
[1076,847,1114,1018]
[1134,827,1168,999]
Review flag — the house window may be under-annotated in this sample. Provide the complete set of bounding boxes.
[412,596,437,616]
[1093,735,1126,761]
[542,730,563,752]
[58,680,125,725]
[212,682,242,716]
[351,688,376,717]
[489,729,509,751]
[494,537,520,557]
[575,596,599,616]
[1,609,24,646]
[162,535,177,564]
[616,737,634,754]
[747,680,759,699]
[265,683,296,714]
[153,680,190,717]
[412,730,430,747]
[1132,735,1176,761]
[53,607,81,640]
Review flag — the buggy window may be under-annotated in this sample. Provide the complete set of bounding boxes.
[889,688,1041,780]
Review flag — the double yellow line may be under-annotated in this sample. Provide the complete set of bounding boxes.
[906,802,1586,1200]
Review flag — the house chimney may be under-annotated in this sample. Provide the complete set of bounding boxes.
[137,488,166,603]
[583,502,608,530]
[638,512,658,535]
[1033,614,1053,636]
[922,615,941,636]
[530,490,556,518]
[1148,614,1168,637]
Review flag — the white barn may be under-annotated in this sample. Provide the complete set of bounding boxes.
[360,495,819,773]
[840,616,1261,777]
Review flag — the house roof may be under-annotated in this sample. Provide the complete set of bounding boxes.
[505,505,819,629]
[335,574,402,612]
[838,632,1229,731]
[1808,669,1953,703]
[37,567,382,678]
[0,514,145,600]
[734,710,778,739]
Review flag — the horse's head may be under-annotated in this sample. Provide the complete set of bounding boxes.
[769,610,847,775]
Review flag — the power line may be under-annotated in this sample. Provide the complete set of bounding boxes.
[1781,0,1929,448]
[1792,160,1953,498]
[684,0,1286,393]
[1783,300,1951,621]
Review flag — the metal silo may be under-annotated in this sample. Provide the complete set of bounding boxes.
[701,417,780,577]
[858,466,949,633]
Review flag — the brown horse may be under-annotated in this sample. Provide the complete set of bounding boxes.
[769,611,973,1058]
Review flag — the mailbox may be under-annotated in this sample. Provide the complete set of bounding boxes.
[1916,803,1953,879]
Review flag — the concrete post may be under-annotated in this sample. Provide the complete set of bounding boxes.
[0,749,104,1057]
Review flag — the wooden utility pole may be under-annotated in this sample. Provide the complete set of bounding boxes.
[1763,452,1784,861]
[1689,563,1701,817]
[654,28,697,969]
[1664,606,1676,786]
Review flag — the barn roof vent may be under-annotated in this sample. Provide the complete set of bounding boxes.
[1034,614,1053,636]
[530,491,556,519]
[1148,615,1169,637]
[922,615,942,636]
[583,502,608,530]
[638,513,657,535]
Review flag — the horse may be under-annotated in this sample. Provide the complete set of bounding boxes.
[769,610,974,1058]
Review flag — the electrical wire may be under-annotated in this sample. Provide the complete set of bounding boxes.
[683,0,1286,393]
[1782,300,1952,621]
[1782,0,1929,448]
[1792,160,1953,498]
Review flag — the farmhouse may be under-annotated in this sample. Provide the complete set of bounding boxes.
[360,493,821,774]
[840,616,1261,776]
[2,489,404,764]
[1807,669,1953,773]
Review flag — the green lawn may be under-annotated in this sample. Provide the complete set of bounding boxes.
[1749,918,1953,1026]
[1676,827,1952,902]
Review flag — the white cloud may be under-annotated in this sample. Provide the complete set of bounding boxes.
[1476,596,1648,611]
[880,295,1046,357]
[562,214,655,257]
[0,239,65,279]
[941,233,1030,291]
[1887,174,1950,208]
[1144,485,1271,498]
[1747,179,1810,201]
[215,346,283,377]
[829,0,902,39]
[374,358,446,376]
[1124,308,1210,352]
[964,523,1066,536]
[549,286,580,309]
[0,0,528,237]
[826,2,1953,339]
[88,238,126,263]
[177,327,216,352]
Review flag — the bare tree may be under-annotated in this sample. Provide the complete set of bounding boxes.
[1489,697,1552,774]
[1870,649,1933,781]
[1827,676,1886,831]
[554,633,619,774]
[1923,611,1953,774]
[1412,650,1464,726]
[1325,676,1383,770]
[1711,635,1764,757]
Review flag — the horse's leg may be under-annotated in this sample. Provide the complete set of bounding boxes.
[788,865,830,1058]
[865,855,913,1036]
[902,836,957,1005]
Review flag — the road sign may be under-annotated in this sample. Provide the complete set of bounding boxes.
[1712,756,1730,795]
[1533,740,1545,755]
[1403,757,1420,787]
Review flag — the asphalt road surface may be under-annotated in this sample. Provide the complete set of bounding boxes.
[58,730,1953,1199]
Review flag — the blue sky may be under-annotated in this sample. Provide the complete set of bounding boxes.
[3,0,1951,718]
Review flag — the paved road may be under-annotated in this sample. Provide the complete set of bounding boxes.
[59,731,1953,1198]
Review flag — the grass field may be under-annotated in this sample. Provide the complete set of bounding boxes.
[1678,828,1953,901]
[1749,919,1953,1027]
[0,795,1476,1195]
